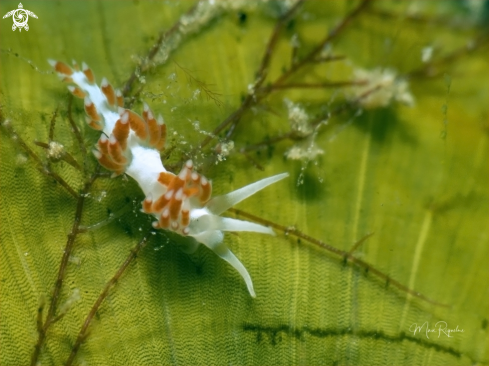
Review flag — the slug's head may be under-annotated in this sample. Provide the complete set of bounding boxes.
[141,160,212,234]
[139,161,288,297]
[150,169,288,297]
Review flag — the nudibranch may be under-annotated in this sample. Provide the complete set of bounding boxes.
[48,59,288,297]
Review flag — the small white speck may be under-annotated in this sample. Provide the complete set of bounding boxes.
[16,154,28,165]
[421,46,433,63]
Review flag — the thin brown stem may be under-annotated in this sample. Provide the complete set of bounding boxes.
[242,83,382,153]
[195,0,370,163]
[33,141,82,171]
[67,95,88,172]
[191,0,305,154]
[310,54,346,63]
[36,296,45,335]
[262,80,366,91]
[239,149,265,171]
[48,106,58,141]
[37,167,78,198]
[242,132,295,152]
[1,120,79,198]
[257,0,305,83]
[229,208,449,308]
[407,34,488,78]
[122,2,200,97]
[64,232,152,366]
[30,171,99,366]
[273,0,372,87]
[191,94,254,156]
[1,120,43,166]
[348,232,374,255]
[174,61,223,106]
[367,7,481,28]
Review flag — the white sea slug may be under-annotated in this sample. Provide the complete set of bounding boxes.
[48,60,288,297]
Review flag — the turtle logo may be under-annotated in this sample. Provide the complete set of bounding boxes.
[3,3,38,32]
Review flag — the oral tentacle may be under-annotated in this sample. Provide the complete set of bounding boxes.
[206,172,289,215]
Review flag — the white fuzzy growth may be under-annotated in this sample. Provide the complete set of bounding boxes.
[421,46,433,63]
[47,141,65,159]
[351,67,414,109]
[284,98,312,137]
[285,138,324,162]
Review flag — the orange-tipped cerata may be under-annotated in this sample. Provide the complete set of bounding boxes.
[101,78,116,106]
[108,136,127,165]
[84,97,101,122]
[122,109,148,140]
[53,61,73,76]
[68,85,86,99]
[82,62,95,84]
[112,116,130,151]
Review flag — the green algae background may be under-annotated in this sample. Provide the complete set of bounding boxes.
[0,1,488,365]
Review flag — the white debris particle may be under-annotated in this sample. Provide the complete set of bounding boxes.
[180,0,220,35]
[220,141,234,156]
[290,33,300,48]
[192,89,201,100]
[216,141,234,162]
[69,255,81,265]
[421,46,433,63]
[96,190,107,202]
[179,0,271,37]
[351,68,414,109]
[47,141,65,159]
[16,154,28,165]
[284,98,313,137]
[167,72,177,81]
[59,288,81,315]
[319,43,333,59]
[285,137,324,162]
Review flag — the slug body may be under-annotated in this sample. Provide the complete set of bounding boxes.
[49,60,288,297]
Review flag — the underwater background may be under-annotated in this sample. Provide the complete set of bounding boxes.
[1,1,488,365]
